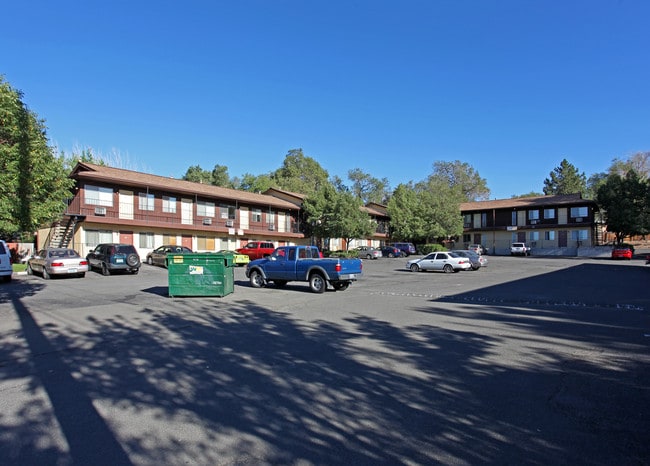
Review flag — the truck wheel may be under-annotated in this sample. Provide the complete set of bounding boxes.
[249,270,265,288]
[309,273,326,293]
[273,280,287,288]
[333,281,349,291]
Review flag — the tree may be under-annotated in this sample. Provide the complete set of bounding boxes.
[271,148,329,196]
[347,168,390,204]
[596,170,649,243]
[0,76,74,236]
[182,165,213,184]
[543,159,587,195]
[387,183,427,241]
[211,164,233,188]
[236,173,275,193]
[302,184,374,250]
[511,191,544,198]
[608,151,650,179]
[430,160,490,201]
[415,176,465,242]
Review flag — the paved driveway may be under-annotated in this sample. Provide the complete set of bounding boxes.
[0,255,648,465]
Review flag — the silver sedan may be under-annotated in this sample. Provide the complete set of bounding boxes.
[406,251,472,273]
[27,248,89,279]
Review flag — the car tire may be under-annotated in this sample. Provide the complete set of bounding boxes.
[147,256,153,265]
[410,264,420,272]
[388,252,394,258]
[126,254,140,267]
[366,254,372,260]
[333,281,349,291]
[249,270,264,288]
[309,273,326,293]
[43,268,50,280]
[443,264,454,273]
[102,263,111,276]
[27,264,33,275]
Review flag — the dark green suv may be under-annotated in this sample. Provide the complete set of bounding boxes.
[86,243,141,275]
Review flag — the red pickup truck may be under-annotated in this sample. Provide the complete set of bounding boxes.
[236,241,276,261]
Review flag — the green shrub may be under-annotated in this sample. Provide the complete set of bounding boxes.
[418,243,447,254]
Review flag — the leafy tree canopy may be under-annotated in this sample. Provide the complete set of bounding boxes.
[0,76,74,237]
[608,151,650,179]
[596,170,649,243]
[271,148,329,196]
[543,158,587,195]
[430,160,490,201]
[347,168,390,204]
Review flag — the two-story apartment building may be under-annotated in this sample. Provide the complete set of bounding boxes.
[460,193,601,255]
[41,162,305,258]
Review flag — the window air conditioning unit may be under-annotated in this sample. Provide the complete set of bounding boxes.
[575,217,583,222]
[225,220,234,227]
[94,207,106,215]
[203,218,212,225]
[530,219,538,225]
[268,224,275,231]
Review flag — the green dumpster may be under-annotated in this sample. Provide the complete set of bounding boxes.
[168,252,235,297]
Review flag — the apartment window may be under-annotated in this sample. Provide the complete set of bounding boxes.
[197,200,215,217]
[511,211,517,226]
[86,229,113,248]
[544,209,555,219]
[463,214,471,227]
[162,234,177,245]
[571,230,588,240]
[139,232,154,248]
[481,213,487,227]
[252,208,262,222]
[267,210,275,226]
[162,196,176,213]
[544,231,556,240]
[528,210,539,220]
[85,185,113,207]
[220,204,236,220]
[570,206,588,217]
[139,192,154,211]
[530,231,539,241]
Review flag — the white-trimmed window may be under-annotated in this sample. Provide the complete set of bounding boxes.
[545,231,556,240]
[197,201,215,217]
[86,229,113,248]
[162,196,176,213]
[252,208,262,222]
[570,206,588,217]
[530,231,539,241]
[85,185,113,207]
[139,232,154,248]
[571,230,588,240]
[139,192,154,211]
[220,204,236,220]
[528,210,539,220]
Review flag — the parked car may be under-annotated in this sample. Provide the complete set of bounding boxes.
[510,242,531,256]
[87,243,141,275]
[611,246,633,260]
[146,245,192,267]
[468,244,488,255]
[381,245,402,258]
[27,248,88,279]
[217,249,250,266]
[236,241,276,261]
[356,246,382,259]
[406,251,472,273]
[451,250,488,270]
[391,242,417,257]
[0,239,13,283]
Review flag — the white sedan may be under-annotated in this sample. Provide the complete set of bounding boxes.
[406,252,472,273]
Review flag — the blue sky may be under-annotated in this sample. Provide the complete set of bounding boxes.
[3,1,649,199]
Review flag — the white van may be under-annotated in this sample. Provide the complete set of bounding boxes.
[0,240,13,282]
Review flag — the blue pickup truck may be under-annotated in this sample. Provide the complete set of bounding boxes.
[245,245,362,293]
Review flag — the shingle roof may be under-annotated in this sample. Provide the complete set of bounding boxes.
[71,162,299,210]
[460,193,597,212]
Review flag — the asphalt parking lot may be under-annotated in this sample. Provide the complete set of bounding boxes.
[0,255,649,465]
